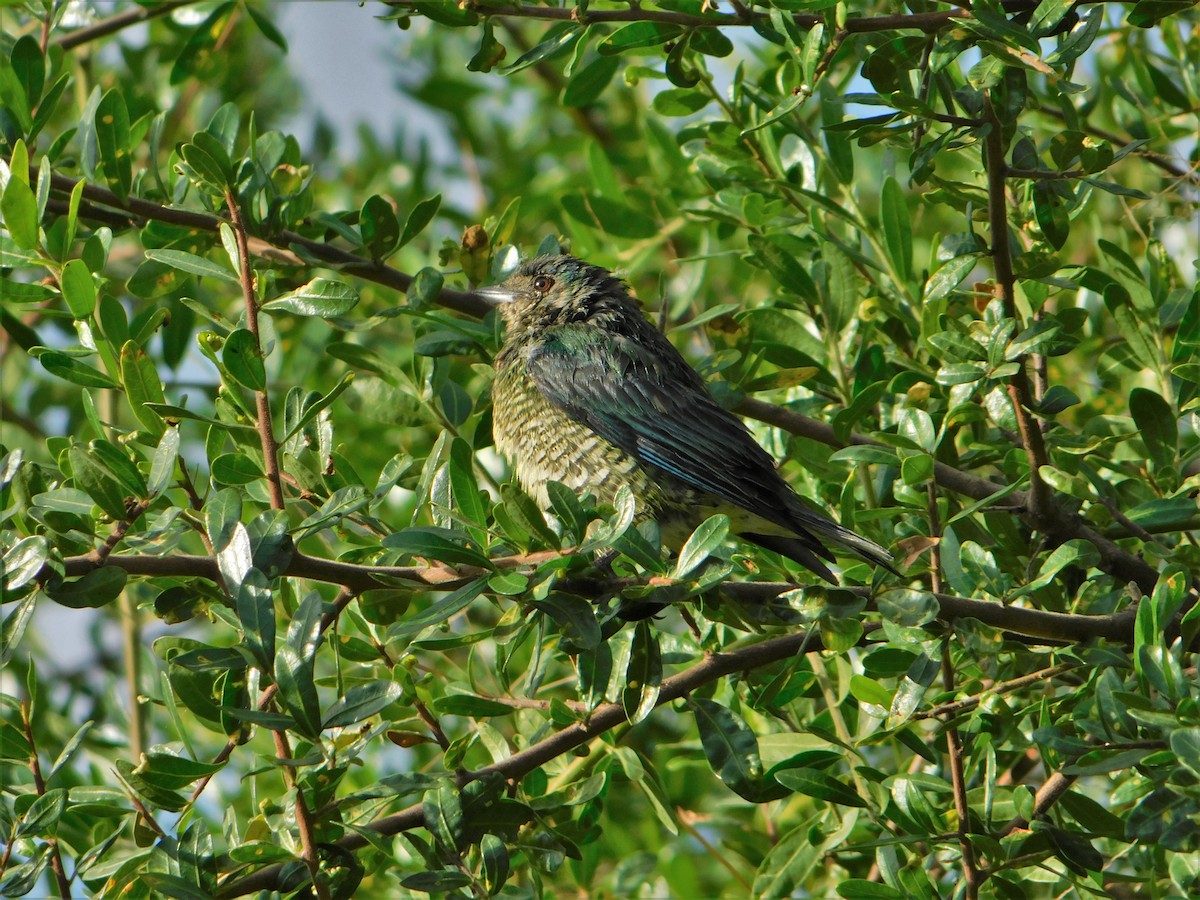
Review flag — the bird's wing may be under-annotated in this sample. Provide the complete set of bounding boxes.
[525,322,800,531]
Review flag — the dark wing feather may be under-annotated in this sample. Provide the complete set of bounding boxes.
[525,323,803,534]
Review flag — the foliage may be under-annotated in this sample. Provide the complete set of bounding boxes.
[1,1,1198,897]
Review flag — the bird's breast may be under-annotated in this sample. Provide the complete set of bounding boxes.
[492,361,650,508]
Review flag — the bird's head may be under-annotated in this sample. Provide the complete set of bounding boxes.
[477,255,633,335]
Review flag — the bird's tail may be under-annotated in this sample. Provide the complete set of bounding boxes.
[784,505,900,577]
[824,523,900,576]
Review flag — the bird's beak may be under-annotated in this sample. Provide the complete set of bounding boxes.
[475,286,516,306]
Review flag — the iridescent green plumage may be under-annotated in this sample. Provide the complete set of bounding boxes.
[482,255,895,582]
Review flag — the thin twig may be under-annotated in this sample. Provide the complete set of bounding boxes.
[225,189,285,511]
[912,663,1076,721]
[270,728,331,900]
[52,0,200,50]
[930,483,980,898]
[20,703,72,898]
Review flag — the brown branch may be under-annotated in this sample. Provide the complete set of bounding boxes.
[216,629,832,897]
[271,727,330,900]
[225,189,285,510]
[52,0,201,51]
[38,170,492,319]
[20,703,72,899]
[940,645,980,899]
[983,95,1053,525]
[83,497,152,566]
[912,663,1076,721]
[1001,770,1076,835]
[57,550,1137,645]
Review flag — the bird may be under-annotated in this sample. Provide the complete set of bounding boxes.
[478,254,896,583]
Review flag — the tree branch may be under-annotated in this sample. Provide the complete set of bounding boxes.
[983,95,1054,525]
[57,550,1137,645]
[52,0,202,51]
[225,189,286,510]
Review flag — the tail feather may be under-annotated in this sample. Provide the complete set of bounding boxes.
[743,533,838,583]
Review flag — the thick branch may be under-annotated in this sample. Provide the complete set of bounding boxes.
[982,96,1053,523]
[59,551,1136,645]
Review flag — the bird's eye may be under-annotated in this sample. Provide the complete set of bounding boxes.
[532,274,555,292]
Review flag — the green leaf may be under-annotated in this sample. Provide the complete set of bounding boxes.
[0,597,36,666]
[598,22,682,55]
[561,192,659,239]
[500,24,581,74]
[1032,181,1069,249]
[205,487,243,553]
[399,194,442,248]
[1,175,39,250]
[673,515,729,579]
[236,569,275,670]
[532,592,602,651]
[691,698,790,803]
[120,340,167,434]
[749,234,818,302]
[428,694,516,718]
[774,766,867,807]
[127,258,191,298]
[383,526,491,569]
[1129,387,1176,471]
[545,481,590,544]
[263,277,359,317]
[143,248,238,283]
[210,452,262,486]
[2,536,48,594]
[68,444,131,519]
[651,88,710,117]
[244,2,288,50]
[448,438,487,528]
[880,176,912,282]
[34,349,118,389]
[387,578,489,643]
[14,789,67,838]
[275,645,322,738]
[324,681,401,729]
[292,486,369,541]
[360,193,401,260]
[44,566,127,609]
[60,258,97,318]
[179,140,228,190]
[221,328,266,391]
[623,621,662,725]
[752,817,826,899]
[94,88,132,198]
[563,55,620,107]
[923,254,980,304]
